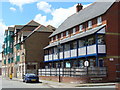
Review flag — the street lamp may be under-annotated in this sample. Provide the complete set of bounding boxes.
[57,41,61,83]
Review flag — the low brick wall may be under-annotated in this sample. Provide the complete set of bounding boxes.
[39,76,107,83]
[40,76,88,83]
[116,83,120,90]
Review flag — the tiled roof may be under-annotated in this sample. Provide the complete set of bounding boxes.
[44,24,106,49]
[49,1,115,37]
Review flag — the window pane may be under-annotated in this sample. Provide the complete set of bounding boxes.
[97,35,105,44]
[79,39,86,47]
[88,21,92,28]
[97,17,102,25]
[70,41,77,49]
[79,25,83,31]
[64,43,70,51]
[87,36,95,45]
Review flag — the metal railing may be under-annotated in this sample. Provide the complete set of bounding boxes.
[38,67,107,77]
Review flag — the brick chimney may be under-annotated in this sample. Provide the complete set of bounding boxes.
[76,3,83,12]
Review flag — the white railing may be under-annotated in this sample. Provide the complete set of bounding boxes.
[64,50,70,58]
[59,52,63,59]
[49,54,53,61]
[87,44,96,55]
[78,47,86,56]
[53,53,58,60]
[98,45,106,53]
[71,49,77,57]
[44,55,49,61]
[44,44,106,61]
[38,67,107,77]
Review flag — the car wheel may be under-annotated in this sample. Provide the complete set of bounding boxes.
[25,80,28,83]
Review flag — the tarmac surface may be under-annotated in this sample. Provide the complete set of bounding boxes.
[0,76,118,89]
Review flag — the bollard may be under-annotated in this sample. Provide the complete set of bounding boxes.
[9,73,12,80]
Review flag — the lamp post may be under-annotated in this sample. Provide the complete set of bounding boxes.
[57,42,61,83]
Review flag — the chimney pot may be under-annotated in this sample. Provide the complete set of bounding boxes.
[76,3,83,12]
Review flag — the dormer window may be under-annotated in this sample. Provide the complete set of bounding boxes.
[66,31,69,37]
[97,17,102,25]
[88,21,92,28]
[79,25,83,32]
[56,35,58,40]
[61,33,63,39]
[73,28,76,34]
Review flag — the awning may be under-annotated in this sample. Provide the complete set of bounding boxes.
[44,24,106,49]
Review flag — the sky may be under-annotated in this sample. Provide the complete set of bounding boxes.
[0,0,95,60]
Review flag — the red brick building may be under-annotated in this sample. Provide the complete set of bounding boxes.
[39,1,120,83]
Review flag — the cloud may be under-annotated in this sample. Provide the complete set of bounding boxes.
[34,14,47,25]
[34,2,91,27]
[10,7,16,11]
[37,1,52,13]
[0,20,7,52]
[9,0,38,11]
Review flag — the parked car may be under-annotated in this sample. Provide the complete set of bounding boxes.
[23,73,39,83]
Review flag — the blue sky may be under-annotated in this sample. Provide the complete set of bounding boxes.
[0,0,93,59]
[2,2,92,26]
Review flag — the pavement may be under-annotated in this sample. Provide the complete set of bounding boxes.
[9,77,117,88]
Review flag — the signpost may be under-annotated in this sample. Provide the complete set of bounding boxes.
[84,60,89,77]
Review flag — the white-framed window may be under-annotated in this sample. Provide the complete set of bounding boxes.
[61,33,63,39]
[88,21,92,28]
[79,25,83,32]
[56,35,58,40]
[97,17,102,25]
[73,28,76,34]
[66,31,69,37]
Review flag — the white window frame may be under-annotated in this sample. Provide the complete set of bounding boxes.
[88,21,92,28]
[73,28,76,34]
[97,17,102,25]
[61,33,63,39]
[66,31,69,37]
[79,25,83,32]
[56,35,58,40]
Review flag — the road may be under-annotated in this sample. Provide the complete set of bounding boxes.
[0,76,116,89]
[1,77,51,88]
